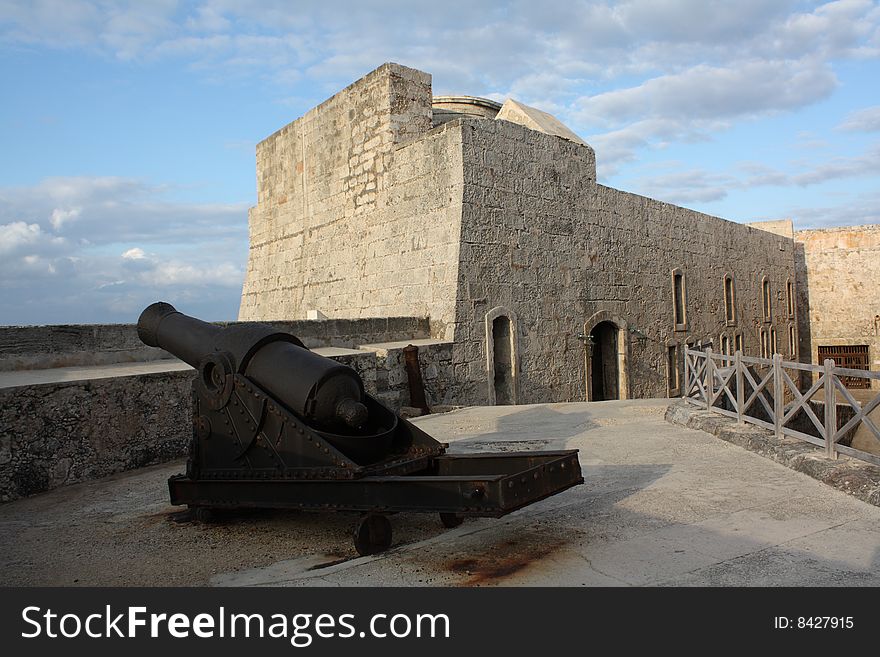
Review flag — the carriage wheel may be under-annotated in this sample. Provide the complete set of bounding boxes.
[439,512,463,528]
[191,506,214,523]
[353,513,392,556]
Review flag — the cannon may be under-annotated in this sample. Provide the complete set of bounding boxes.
[138,302,583,555]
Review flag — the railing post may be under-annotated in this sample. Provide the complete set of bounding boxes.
[773,353,783,438]
[683,347,690,398]
[735,350,744,423]
[705,348,713,410]
[824,358,837,459]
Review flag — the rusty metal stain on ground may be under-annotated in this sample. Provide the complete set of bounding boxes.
[306,552,350,571]
[445,536,567,586]
[139,507,191,525]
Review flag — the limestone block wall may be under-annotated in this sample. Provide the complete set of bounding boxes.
[240,63,463,335]
[451,117,798,404]
[0,370,193,502]
[795,225,880,389]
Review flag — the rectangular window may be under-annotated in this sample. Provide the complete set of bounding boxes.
[786,280,794,318]
[721,334,730,356]
[788,325,796,357]
[770,327,777,355]
[724,276,735,324]
[734,333,743,354]
[667,345,679,395]
[762,278,772,321]
[673,270,686,330]
[760,329,768,359]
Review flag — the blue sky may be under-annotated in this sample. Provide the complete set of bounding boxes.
[1,0,879,325]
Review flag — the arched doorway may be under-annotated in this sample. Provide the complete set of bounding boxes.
[485,306,519,405]
[590,321,619,401]
[583,311,629,401]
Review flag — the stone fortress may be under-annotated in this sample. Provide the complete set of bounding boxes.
[239,62,803,406]
[1,62,878,502]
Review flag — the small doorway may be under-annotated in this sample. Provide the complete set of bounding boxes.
[485,306,519,405]
[590,321,620,401]
[492,315,514,404]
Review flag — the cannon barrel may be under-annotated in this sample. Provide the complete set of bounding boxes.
[137,302,368,431]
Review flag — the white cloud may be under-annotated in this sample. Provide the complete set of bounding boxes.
[185,4,232,33]
[627,167,736,204]
[837,105,880,132]
[0,0,179,57]
[0,221,43,254]
[143,261,243,287]
[0,176,248,324]
[785,190,880,229]
[587,118,718,176]
[2,0,876,96]
[791,148,880,185]
[770,0,880,59]
[0,176,247,245]
[49,206,81,230]
[577,60,838,126]
[631,138,880,200]
[739,143,880,187]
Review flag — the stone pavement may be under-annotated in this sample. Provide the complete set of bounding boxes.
[666,400,880,507]
[1,399,877,586]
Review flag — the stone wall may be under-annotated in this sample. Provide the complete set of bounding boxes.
[0,316,430,371]
[358,340,455,409]
[0,323,168,371]
[795,224,880,389]
[0,370,193,502]
[240,63,463,337]
[451,117,798,404]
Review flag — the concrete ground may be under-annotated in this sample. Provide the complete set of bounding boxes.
[1,398,878,586]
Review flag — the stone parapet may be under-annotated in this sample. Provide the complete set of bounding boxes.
[0,316,430,372]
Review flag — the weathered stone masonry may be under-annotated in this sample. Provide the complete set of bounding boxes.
[241,62,799,406]
[240,64,462,338]
[796,224,880,390]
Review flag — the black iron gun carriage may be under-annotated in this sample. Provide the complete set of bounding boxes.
[138,303,583,555]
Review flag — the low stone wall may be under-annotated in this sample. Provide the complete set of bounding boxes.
[0,340,458,502]
[0,369,194,502]
[0,316,430,371]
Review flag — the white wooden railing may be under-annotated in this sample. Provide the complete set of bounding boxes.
[684,347,880,466]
